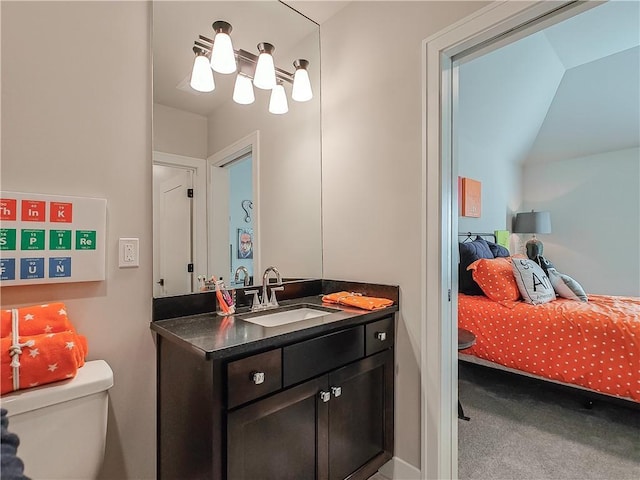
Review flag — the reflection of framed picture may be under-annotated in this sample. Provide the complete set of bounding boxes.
[237,228,253,259]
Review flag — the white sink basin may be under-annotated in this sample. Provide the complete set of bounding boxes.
[239,305,335,327]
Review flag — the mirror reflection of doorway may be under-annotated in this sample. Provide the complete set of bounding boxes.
[228,157,253,284]
[153,152,207,297]
[209,155,254,285]
[153,165,193,296]
[208,131,260,287]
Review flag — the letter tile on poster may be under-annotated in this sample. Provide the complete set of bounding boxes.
[0,192,106,286]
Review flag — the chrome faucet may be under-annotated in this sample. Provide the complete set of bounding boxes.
[262,266,284,309]
[234,266,251,286]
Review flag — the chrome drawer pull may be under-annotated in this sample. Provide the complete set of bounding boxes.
[376,332,387,341]
[319,391,331,403]
[331,386,342,398]
[251,371,265,385]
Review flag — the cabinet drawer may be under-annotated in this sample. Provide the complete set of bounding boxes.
[227,349,282,409]
[283,326,364,387]
[365,317,394,356]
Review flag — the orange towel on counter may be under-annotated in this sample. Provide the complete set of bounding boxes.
[1,303,88,395]
[322,291,394,311]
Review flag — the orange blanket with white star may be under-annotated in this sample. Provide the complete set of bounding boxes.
[0,303,88,394]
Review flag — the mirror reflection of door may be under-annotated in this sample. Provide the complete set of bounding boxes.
[229,157,253,284]
[154,166,193,296]
[209,151,253,286]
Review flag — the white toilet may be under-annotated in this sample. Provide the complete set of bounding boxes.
[1,360,114,480]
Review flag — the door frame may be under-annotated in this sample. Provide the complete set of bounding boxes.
[421,1,600,478]
[207,131,261,281]
[152,151,207,294]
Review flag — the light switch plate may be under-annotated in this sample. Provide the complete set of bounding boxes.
[119,238,139,268]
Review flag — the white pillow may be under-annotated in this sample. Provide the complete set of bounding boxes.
[511,258,556,305]
[547,268,588,302]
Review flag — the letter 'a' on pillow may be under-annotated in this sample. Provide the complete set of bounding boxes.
[458,237,494,295]
[467,257,521,302]
[511,258,556,305]
[547,268,588,302]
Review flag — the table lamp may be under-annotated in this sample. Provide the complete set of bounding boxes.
[513,210,551,259]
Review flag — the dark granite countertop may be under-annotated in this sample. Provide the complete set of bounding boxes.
[150,280,399,361]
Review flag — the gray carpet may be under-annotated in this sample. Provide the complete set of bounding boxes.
[458,362,640,480]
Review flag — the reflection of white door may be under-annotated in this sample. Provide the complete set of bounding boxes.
[158,170,192,295]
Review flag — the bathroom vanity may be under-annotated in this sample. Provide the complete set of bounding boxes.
[151,280,398,480]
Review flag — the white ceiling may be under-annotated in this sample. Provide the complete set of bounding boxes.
[283,1,350,24]
[461,0,640,165]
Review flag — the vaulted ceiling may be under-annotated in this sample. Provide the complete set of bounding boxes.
[459,0,640,165]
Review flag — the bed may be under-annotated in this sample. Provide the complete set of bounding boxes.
[457,233,640,404]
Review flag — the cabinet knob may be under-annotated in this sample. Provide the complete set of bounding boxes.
[331,386,342,398]
[319,391,331,403]
[251,371,265,385]
[376,332,387,341]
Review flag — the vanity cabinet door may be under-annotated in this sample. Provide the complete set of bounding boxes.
[227,375,329,480]
[327,349,394,480]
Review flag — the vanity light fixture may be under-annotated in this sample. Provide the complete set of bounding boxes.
[253,43,277,90]
[190,20,313,114]
[292,59,313,102]
[210,21,236,74]
[232,73,255,105]
[189,47,215,93]
[269,82,289,114]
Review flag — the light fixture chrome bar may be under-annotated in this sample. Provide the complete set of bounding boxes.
[235,49,294,84]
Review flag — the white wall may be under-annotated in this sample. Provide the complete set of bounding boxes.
[1,2,155,479]
[153,103,208,159]
[457,31,565,234]
[522,147,640,296]
[320,1,487,471]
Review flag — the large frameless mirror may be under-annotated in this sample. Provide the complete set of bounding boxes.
[152,1,322,297]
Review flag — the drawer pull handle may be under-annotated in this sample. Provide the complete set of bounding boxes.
[331,386,342,398]
[376,332,387,341]
[319,391,331,403]
[251,371,265,385]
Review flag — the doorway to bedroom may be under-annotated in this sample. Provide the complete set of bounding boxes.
[450,1,640,479]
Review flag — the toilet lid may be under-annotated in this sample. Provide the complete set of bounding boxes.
[0,360,113,416]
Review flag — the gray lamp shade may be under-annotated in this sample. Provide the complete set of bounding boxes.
[513,211,551,234]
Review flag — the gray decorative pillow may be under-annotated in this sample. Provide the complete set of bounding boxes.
[511,258,556,305]
[547,268,588,302]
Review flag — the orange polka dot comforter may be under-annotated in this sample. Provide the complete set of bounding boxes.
[458,294,640,402]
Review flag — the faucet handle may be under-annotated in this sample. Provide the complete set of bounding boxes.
[244,289,261,311]
[268,286,285,307]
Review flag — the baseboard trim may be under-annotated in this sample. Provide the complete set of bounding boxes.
[378,456,421,480]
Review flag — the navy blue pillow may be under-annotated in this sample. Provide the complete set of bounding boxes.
[487,240,510,258]
[459,237,494,295]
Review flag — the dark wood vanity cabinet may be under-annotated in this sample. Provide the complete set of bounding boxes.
[157,315,395,480]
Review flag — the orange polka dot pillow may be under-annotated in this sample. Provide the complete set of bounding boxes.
[467,257,521,302]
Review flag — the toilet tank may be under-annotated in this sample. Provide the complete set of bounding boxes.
[0,360,114,480]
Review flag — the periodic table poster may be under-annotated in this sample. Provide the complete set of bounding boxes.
[0,191,106,286]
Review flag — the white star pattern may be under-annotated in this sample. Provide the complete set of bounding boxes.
[48,363,59,372]
[46,333,55,338]
[65,341,75,350]
[29,348,40,358]
[44,325,53,333]
[23,313,35,321]
[58,308,67,316]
